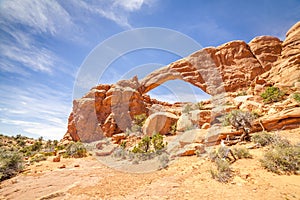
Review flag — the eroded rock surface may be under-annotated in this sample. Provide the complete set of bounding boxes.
[63,22,300,142]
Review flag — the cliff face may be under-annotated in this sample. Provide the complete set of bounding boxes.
[63,22,300,142]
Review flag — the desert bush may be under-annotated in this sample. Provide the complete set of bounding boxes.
[120,141,127,149]
[293,93,300,103]
[133,113,147,127]
[63,142,87,158]
[251,132,274,147]
[251,132,290,148]
[31,141,43,151]
[260,143,300,175]
[261,86,285,103]
[31,154,47,163]
[16,138,26,147]
[210,159,233,183]
[237,91,247,96]
[209,146,228,161]
[131,133,167,154]
[233,147,252,159]
[182,103,192,113]
[131,136,151,153]
[151,133,167,151]
[223,110,255,130]
[0,149,23,181]
[170,122,177,135]
[158,153,169,169]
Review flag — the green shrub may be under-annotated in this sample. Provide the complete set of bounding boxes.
[210,159,233,183]
[120,141,127,149]
[293,93,300,103]
[31,154,47,163]
[133,113,147,127]
[261,86,285,103]
[237,91,247,96]
[31,141,43,151]
[131,136,151,153]
[16,138,26,147]
[260,144,300,175]
[222,110,255,131]
[0,149,23,181]
[151,133,167,151]
[63,142,87,158]
[233,147,252,159]
[131,133,167,154]
[251,132,274,147]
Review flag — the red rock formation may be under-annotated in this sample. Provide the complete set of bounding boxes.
[63,22,300,142]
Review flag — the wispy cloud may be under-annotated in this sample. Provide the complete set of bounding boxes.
[0,0,158,139]
[0,0,76,75]
[0,83,71,139]
[0,0,73,36]
[68,0,157,29]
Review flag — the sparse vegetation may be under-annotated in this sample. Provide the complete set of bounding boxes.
[131,133,167,154]
[63,141,87,158]
[133,113,147,127]
[250,132,300,175]
[223,110,255,130]
[132,136,151,153]
[260,142,299,175]
[158,153,169,169]
[210,159,233,183]
[237,91,247,96]
[0,149,23,181]
[222,110,255,141]
[233,147,252,159]
[113,133,169,167]
[251,132,274,147]
[151,133,167,151]
[182,102,203,113]
[293,93,300,103]
[261,86,285,103]
[126,113,148,135]
[31,153,47,163]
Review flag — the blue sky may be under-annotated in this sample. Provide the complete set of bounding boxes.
[0,0,299,140]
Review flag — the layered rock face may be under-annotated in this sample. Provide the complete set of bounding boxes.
[63,22,300,142]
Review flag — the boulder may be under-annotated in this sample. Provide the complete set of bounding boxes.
[252,107,300,131]
[112,133,127,144]
[176,143,205,156]
[142,112,179,136]
[201,123,210,129]
[176,113,193,132]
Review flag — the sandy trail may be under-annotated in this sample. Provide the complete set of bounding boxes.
[1,129,300,200]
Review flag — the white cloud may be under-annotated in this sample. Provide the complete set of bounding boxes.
[1,44,55,74]
[68,0,156,28]
[0,83,72,140]
[0,0,73,36]
[113,0,145,11]
[0,118,65,140]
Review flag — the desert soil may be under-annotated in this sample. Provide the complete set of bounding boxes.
[1,128,300,200]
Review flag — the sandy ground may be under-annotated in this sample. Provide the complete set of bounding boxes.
[1,128,300,200]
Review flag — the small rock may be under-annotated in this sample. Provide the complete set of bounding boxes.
[176,143,205,156]
[201,123,210,129]
[53,156,60,162]
[74,164,80,167]
[58,164,66,169]
[112,133,126,144]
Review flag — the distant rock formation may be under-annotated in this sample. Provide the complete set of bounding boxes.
[63,22,300,143]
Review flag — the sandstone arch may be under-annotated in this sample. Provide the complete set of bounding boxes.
[139,40,272,96]
[63,22,300,142]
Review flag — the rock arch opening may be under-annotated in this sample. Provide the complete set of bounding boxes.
[147,79,211,103]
